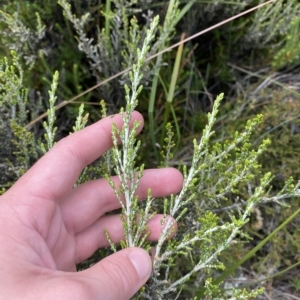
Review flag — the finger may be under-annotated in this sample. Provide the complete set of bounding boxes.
[77,247,151,300]
[20,248,151,300]
[8,112,144,202]
[61,168,183,234]
[74,214,176,263]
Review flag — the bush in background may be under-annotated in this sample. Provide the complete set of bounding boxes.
[1,0,300,298]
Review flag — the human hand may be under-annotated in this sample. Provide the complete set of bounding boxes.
[0,112,183,300]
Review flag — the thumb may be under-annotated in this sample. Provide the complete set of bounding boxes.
[80,247,152,300]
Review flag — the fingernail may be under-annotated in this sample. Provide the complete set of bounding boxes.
[128,249,151,280]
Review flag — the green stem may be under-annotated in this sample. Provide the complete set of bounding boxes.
[105,0,112,56]
[160,101,171,147]
[161,33,184,149]
[174,0,197,26]
[170,104,181,150]
[148,62,161,162]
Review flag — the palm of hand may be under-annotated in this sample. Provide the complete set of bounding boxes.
[0,112,183,299]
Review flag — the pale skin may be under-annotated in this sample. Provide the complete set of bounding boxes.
[0,111,183,300]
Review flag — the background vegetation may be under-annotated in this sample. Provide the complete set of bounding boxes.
[1,0,300,298]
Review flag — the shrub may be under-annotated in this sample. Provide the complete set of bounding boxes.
[1,0,300,298]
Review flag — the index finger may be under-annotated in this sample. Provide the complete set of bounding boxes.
[9,111,144,201]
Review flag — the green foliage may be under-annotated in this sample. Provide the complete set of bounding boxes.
[272,15,300,69]
[0,51,28,122]
[0,51,38,187]
[0,5,46,67]
[291,276,300,292]
[1,0,300,298]
[160,122,175,167]
[202,277,264,299]
[241,0,300,50]
[107,16,159,250]
[72,103,89,132]
[40,71,59,153]
[101,24,300,296]
[216,78,300,295]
